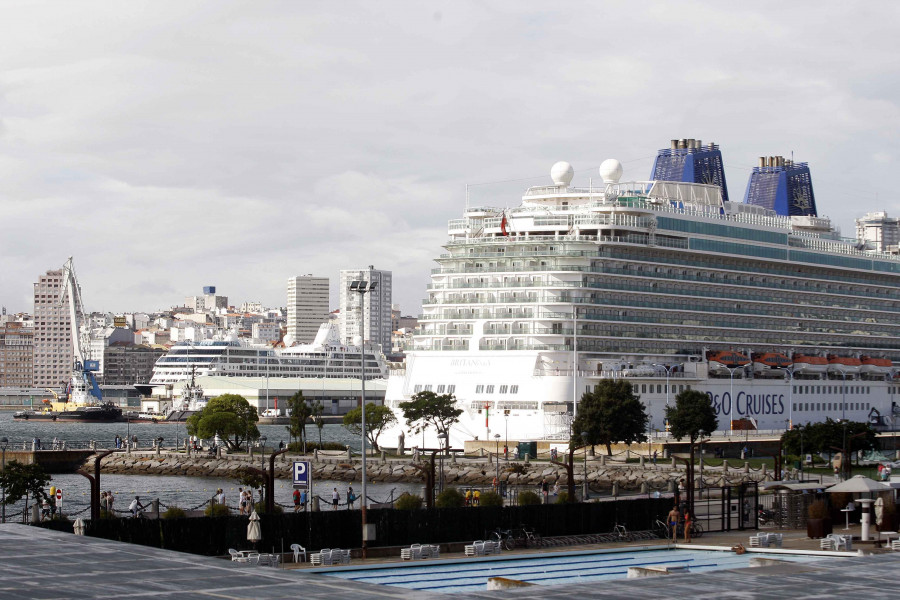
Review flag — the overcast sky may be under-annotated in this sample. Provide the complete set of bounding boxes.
[1,1,898,317]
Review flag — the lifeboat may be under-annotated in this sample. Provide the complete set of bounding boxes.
[859,356,892,376]
[751,352,792,374]
[827,354,861,375]
[792,354,828,374]
[707,351,750,374]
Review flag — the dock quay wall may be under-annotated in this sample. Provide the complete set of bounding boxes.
[96,451,775,489]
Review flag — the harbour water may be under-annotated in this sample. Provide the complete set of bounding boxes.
[0,412,422,520]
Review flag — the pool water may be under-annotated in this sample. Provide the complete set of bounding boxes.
[317,547,825,594]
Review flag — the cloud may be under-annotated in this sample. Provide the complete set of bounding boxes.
[1,0,899,317]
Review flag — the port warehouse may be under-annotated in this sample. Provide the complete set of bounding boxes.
[0,377,387,416]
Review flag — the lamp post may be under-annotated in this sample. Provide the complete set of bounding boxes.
[652,364,676,432]
[494,433,501,490]
[581,431,589,501]
[724,365,743,434]
[1,436,7,523]
[785,366,796,430]
[259,436,267,470]
[841,419,848,482]
[350,279,377,559]
[438,432,448,494]
[504,409,509,462]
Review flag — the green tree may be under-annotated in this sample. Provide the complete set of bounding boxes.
[285,390,313,448]
[342,404,397,451]
[666,390,717,511]
[782,419,877,477]
[186,394,259,451]
[0,460,51,523]
[572,379,648,456]
[235,466,267,506]
[399,391,463,439]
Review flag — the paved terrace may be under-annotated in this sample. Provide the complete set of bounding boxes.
[1,523,898,599]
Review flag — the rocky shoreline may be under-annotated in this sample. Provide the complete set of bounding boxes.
[97,451,776,491]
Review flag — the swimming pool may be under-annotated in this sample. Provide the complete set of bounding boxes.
[316,547,826,594]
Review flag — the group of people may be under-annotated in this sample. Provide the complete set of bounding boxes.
[113,435,139,450]
[292,488,309,512]
[667,504,693,543]
[464,489,481,506]
[238,487,258,514]
[877,463,893,481]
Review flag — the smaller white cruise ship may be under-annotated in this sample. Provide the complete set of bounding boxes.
[149,323,388,386]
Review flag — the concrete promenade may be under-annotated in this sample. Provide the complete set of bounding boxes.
[2,522,899,599]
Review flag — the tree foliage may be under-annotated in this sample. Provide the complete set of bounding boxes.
[571,379,648,455]
[186,394,259,450]
[665,390,718,444]
[0,460,51,507]
[782,418,878,457]
[342,403,397,451]
[399,391,463,439]
[285,390,313,446]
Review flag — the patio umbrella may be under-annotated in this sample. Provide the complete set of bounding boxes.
[875,497,884,527]
[247,510,262,548]
[73,518,85,536]
[826,475,890,495]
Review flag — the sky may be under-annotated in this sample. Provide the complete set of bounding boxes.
[1,1,898,316]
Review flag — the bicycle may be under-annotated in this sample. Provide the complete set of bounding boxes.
[488,528,517,550]
[674,520,703,540]
[612,524,633,542]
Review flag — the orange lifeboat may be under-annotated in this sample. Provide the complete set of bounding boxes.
[827,354,861,374]
[707,350,750,368]
[859,356,892,376]
[751,352,792,372]
[792,354,828,374]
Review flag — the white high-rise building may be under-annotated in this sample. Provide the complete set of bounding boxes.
[339,266,392,354]
[286,275,330,344]
[856,211,900,253]
[32,268,73,389]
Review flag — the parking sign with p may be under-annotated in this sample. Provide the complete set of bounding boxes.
[292,461,310,487]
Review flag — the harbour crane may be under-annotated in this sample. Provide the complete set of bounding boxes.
[60,257,103,406]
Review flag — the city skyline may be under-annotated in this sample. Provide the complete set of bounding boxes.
[1,2,898,315]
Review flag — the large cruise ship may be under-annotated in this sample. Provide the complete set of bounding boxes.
[149,323,389,386]
[384,139,900,448]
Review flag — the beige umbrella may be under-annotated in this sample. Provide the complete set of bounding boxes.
[875,497,885,528]
[73,518,85,536]
[826,475,890,495]
[247,510,262,547]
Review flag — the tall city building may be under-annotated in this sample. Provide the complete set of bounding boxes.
[856,211,900,252]
[339,266,392,354]
[32,268,73,389]
[286,275,330,344]
[184,286,228,313]
[0,322,33,386]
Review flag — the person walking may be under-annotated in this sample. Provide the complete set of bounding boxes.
[347,486,355,509]
[106,491,115,514]
[332,488,340,510]
[300,489,308,512]
[683,509,692,543]
[293,488,302,512]
[129,496,145,518]
[541,479,549,504]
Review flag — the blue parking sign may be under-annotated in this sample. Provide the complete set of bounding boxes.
[292,461,311,487]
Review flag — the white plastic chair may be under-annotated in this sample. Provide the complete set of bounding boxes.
[339,549,351,564]
[291,544,307,563]
[890,539,900,551]
[464,544,476,557]
[473,541,486,556]
[430,544,440,558]
[410,543,423,560]
[321,549,334,566]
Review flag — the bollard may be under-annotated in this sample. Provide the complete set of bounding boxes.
[156,444,161,457]
[90,440,96,451]
[152,499,160,517]
[611,482,619,497]
[451,453,457,464]
[314,448,319,460]
[217,446,223,459]
[671,457,676,468]
[761,464,767,477]
[668,480,675,493]
[626,449,630,460]
[744,462,750,473]
[524,454,530,464]
[639,455,645,468]
[311,496,320,512]
[600,454,606,467]
[722,460,729,472]
[381,450,386,463]
[640,482,648,494]
[480,448,485,457]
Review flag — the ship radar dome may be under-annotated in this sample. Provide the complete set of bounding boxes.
[599,159,623,183]
[550,161,574,186]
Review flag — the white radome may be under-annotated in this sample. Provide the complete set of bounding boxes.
[550,161,574,186]
[599,159,623,183]
[282,333,295,347]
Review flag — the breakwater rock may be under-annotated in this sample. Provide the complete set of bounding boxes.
[97,451,774,491]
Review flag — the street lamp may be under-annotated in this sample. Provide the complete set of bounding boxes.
[1,436,7,523]
[350,279,377,559]
[494,433,501,492]
[504,409,509,462]
[437,432,449,494]
[581,431,589,501]
[794,424,805,482]
[652,364,676,432]
[785,366,796,430]
[259,436,267,470]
